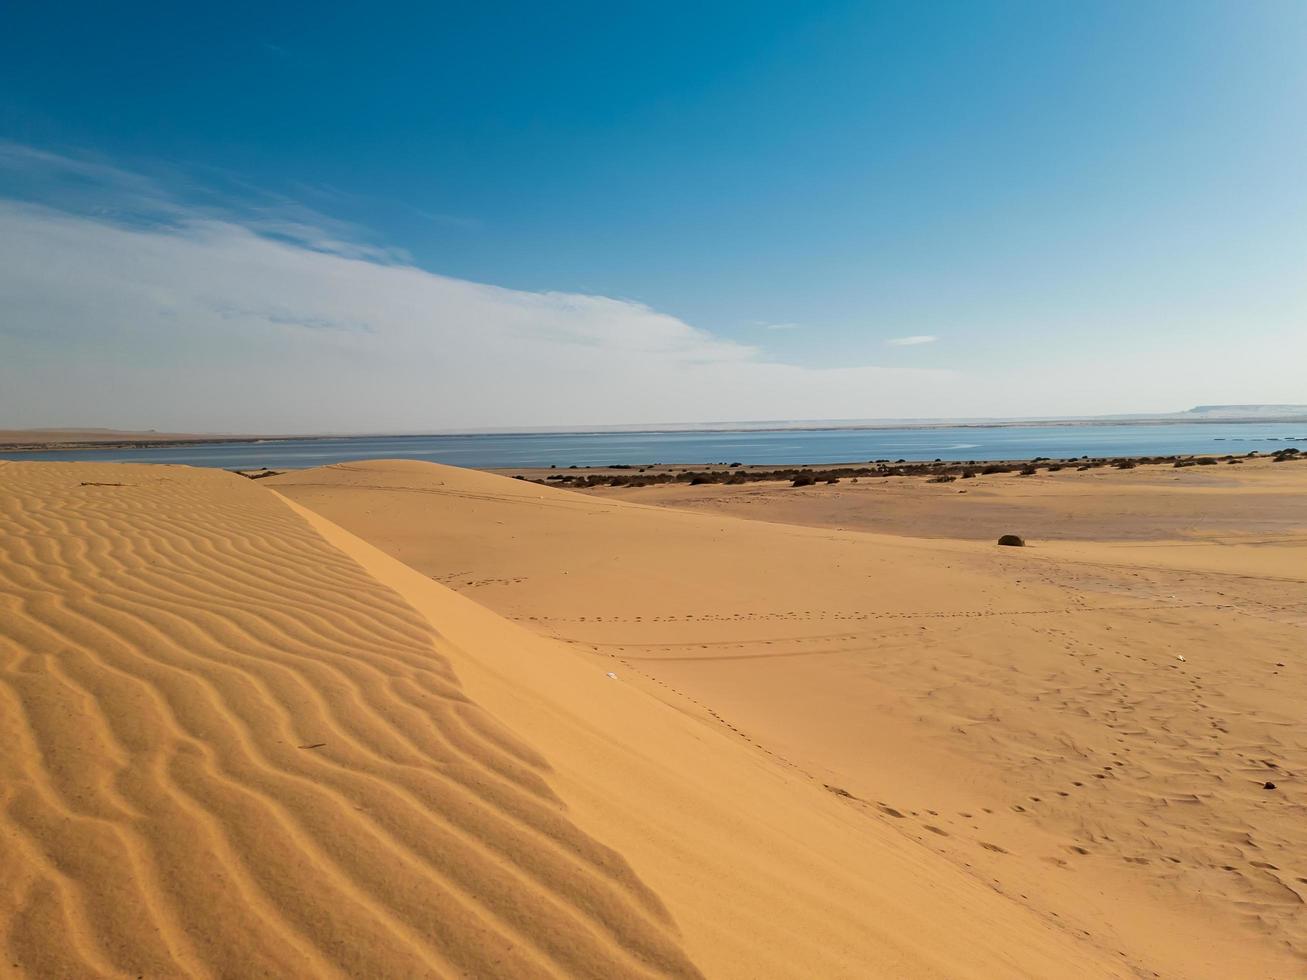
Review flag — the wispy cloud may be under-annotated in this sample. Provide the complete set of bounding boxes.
[886,335,938,347]
[0,144,959,431]
[0,140,408,263]
[760,322,803,331]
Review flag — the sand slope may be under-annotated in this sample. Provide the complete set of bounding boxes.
[0,462,701,977]
[0,460,1127,978]
[273,459,1307,978]
[285,496,1125,979]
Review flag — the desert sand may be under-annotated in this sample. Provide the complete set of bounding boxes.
[270,457,1307,978]
[0,459,1127,977]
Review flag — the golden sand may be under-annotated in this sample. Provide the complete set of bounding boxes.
[0,462,698,977]
[1,459,1129,977]
[271,458,1307,977]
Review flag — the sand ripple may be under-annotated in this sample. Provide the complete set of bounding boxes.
[0,462,701,978]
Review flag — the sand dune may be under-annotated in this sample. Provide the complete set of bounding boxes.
[0,459,1126,977]
[0,462,701,977]
[273,459,1307,977]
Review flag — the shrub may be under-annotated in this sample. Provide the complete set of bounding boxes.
[1018,466,1037,476]
[997,534,1025,547]
[791,474,816,487]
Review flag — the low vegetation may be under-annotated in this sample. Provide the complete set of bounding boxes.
[526,450,1282,489]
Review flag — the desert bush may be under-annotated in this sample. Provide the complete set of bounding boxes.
[791,473,816,487]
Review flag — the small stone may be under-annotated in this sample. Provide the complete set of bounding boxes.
[1263,782,1277,790]
[997,534,1025,547]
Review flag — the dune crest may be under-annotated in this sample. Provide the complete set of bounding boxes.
[0,462,700,977]
[276,464,1130,977]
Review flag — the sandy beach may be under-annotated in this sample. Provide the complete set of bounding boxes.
[1,455,1303,976]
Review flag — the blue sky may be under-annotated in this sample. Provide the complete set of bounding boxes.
[2,2,1305,430]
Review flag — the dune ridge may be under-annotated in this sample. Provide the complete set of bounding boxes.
[0,461,701,977]
[282,491,1127,978]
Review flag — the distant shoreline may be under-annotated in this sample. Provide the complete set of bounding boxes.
[5,413,1307,453]
[0,435,313,453]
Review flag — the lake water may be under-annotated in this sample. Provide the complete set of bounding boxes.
[4,422,1305,469]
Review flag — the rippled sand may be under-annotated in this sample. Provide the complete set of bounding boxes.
[2,460,1117,977]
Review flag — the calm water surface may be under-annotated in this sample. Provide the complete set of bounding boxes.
[5,422,1305,469]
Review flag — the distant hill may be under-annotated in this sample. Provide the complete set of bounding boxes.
[1183,405,1307,418]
